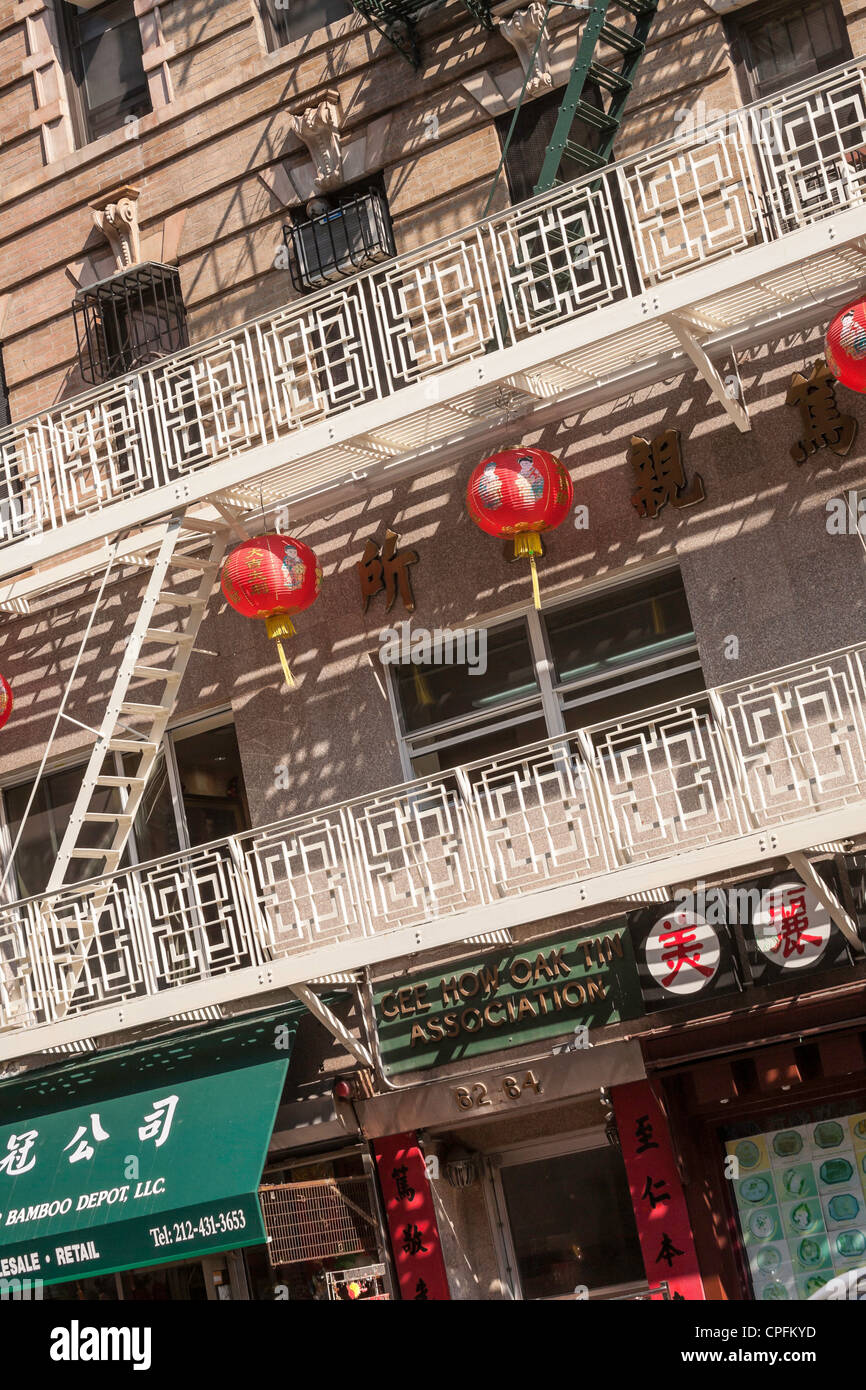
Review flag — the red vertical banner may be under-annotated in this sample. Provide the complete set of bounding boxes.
[373,1131,451,1301]
[612,1079,705,1301]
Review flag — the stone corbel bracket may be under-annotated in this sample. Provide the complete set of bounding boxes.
[495,3,553,91]
[287,92,344,196]
[91,185,143,273]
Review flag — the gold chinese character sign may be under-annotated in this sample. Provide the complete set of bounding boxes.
[357,529,419,613]
[628,429,705,520]
[786,359,857,464]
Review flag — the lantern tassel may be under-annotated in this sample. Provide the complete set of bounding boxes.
[276,639,296,690]
[529,553,541,611]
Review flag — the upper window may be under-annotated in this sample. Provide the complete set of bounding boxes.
[730,0,852,101]
[261,0,352,50]
[386,568,704,777]
[495,83,606,204]
[60,0,151,145]
[1,717,250,899]
[547,570,702,731]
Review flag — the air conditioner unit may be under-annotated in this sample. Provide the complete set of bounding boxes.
[286,190,396,292]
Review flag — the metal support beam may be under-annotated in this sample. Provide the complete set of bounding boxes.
[788,849,864,954]
[666,313,751,432]
[289,981,375,1070]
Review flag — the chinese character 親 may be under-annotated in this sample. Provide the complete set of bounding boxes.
[357,529,419,613]
[629,429,705,520]
[787,359,857,464]
[0,1129,39,1176]
[401,1223,428,1257]
[391,1164,415,1203]
[64,1114,109,1164]
[138,1095,179,1149]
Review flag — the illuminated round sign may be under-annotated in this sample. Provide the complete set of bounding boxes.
[645,910,720,996]
[753,878,830,970]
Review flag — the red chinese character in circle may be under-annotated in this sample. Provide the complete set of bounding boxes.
[767,892,822,960]
[659,922,715,989]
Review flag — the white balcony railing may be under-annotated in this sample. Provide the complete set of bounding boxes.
[2,638,866,1046]
[0,58,864,562]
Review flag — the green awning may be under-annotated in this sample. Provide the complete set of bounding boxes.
[0,1005,303,1286]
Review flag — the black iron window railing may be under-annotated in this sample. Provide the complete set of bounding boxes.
[283,189,397,293]
[72,262,189,385]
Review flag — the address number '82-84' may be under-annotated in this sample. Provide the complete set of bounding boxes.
[453,1072,543,1111]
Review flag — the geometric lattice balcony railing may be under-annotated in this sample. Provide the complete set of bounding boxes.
[0,57,865,576]
[2,637,866,1049]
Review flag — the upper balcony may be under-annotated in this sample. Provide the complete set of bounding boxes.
[1,634,865,1059]
[1,57,866,600]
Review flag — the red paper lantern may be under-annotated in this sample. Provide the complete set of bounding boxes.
[466,446,573,606]
[0,675,12,732]
[221,534,322,688]
[826,299,866,393]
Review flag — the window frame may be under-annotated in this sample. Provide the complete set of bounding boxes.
[259,0,353,53]
[0,708,245,901]
[484,1129,648,1302]
[725,0,853,104]
[384,560,703,780]
[57,0,152,148]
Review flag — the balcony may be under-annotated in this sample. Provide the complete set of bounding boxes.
[1,58,866,599]
[2,637,866,1057]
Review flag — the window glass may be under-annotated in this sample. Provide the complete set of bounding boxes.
[4,763,128,897]
[172,722,251,846]
[545,570,703,729]
[737,0,851,98]
[64,0,151,142]
[263,0,352,49]
[500,1146,645,1299]
[392,618,538,736]
[495,84,605,203]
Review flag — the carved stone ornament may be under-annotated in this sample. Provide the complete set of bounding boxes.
[288,96,343,195]
[91,185,142,273]
[495,3,553,91]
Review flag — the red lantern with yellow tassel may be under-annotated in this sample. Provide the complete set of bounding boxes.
[466,447,573,607]
[826,298,866,393]
[0,675,12,731]
[221,534,321,688]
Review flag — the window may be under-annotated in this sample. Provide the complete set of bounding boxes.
[261,0,352,49]
[390,616,547,776]
[495,84,605,204]
[547,569,702,731]
[493,1137,645,1299]
[387,568,704,776]
[59,0,151,145]
[1,716,250,898]
[0,347,9,431]
[283,180,396,293]
[73,263,189,385]
[729,0,852,101]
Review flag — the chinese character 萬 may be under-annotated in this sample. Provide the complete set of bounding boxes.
[629,429,705,520]
[391,1164,415,1203]
[357,530,419,613]
[64,1114,109,1164]
[0,1129,38,1176]
[787,359,857,464]
[138,1095,179,1149]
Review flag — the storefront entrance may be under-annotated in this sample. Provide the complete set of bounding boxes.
[487,1133,646,1300]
